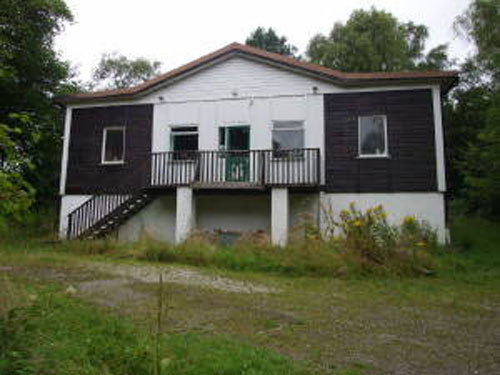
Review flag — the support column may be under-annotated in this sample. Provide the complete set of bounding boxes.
[176,187,195,243]
[271,187,289,246]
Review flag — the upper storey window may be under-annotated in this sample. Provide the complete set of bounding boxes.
[272,121,304,157]
[101,127,125,164]
[171,126,198,159]
[358,115,388,157]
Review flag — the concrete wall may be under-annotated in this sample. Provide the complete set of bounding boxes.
[320,192,446,242]
[118,196,176,242]
[116,191,320,243]
[197,194,271,233]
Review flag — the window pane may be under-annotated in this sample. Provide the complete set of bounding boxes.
[171,126,197,132]
[272,129,304,150]
[273,121,303,129]
[360,116,386,155]
[104,129,124,162]
[173,134,198,151]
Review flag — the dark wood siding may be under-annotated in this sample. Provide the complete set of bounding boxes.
[324,89,437,192]
[66,104,153,194]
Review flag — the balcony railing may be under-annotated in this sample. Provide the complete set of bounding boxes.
[150,148,320,188]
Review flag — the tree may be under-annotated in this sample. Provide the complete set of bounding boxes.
[460,91,500,217]
[306,8,450,72]
[91,53,162,90]
[455,0,500,83]
[445,0,500,218]
[0,116,35,227]
[0,0,74,210]
[245,27,299,58]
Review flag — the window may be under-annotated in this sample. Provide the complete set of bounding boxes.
[272,121,304,157]
[358,115,388,157]
[170,126,198,159]
[101,127,125,164]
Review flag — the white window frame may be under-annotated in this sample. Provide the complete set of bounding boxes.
[357,115,389,158]
[101,126,126,165]
[169,125,199,152]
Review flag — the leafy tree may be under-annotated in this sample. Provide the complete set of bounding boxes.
[245,27,299,58]
[459,91,500,217]
[0,115,35,226]
[446,0,500,218]
[0,0,74,209]
[306,8,450,72]
[455,0,500,82]
[91,53,162,90]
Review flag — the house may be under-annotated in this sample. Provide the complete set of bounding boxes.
[56,43,458,245]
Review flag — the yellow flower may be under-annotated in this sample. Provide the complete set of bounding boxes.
[416,241,426,247]
[403,216,416,225]
[353,220,363,227]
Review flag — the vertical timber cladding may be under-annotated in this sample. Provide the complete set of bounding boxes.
[324,89,437,192]
[66,104,153,194]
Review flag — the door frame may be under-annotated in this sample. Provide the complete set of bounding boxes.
[219,125,251,182]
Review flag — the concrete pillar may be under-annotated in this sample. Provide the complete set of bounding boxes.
[176,187,195,243]
[271,188,289,246]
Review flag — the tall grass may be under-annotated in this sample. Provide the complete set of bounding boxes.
[0,281,312,375]
[439,216,500,283]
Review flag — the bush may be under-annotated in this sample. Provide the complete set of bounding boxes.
[333,203,437,276]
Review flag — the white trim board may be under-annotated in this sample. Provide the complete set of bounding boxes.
[59,107,72,195]
[432,86,446,192]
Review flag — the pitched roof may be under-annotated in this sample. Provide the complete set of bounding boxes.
[56,42,458,104]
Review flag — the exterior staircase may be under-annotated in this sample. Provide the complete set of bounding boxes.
[67,191,155,240]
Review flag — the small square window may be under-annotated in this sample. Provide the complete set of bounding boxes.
[101,127,125,164]
[272,121,304,158]
[358,115,388,157]
[170,126,198,160]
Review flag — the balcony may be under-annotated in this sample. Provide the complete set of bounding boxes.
[150,148,320,189]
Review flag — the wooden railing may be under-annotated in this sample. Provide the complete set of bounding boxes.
[151,148,320,187]
[66,148,320,239]
[67,194,132,239]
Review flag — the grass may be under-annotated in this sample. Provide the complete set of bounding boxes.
[1,215,499,374]
[1,214,499,283]
[0,278,313,375]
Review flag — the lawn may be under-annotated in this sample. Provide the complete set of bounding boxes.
[0,216,499,375]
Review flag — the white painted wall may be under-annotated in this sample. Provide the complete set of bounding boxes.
[271,188,289,246]
[58,195,92,238]
[320,192,446,242]
[118,196,176,242]
[197,194,271,233]
[175,187,195,243]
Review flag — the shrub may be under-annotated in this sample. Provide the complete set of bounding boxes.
[333,203,437,276]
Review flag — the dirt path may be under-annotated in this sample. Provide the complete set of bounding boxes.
[3,259,500,375]
[85,262,278,294]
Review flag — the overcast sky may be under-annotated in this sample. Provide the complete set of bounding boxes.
[55,0,474,82]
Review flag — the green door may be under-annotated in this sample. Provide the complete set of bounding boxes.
[220,126,250,182]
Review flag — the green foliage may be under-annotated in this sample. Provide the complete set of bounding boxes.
[455,0,500,82]
[162,333,309,375]
[307,7,450,72]
[446,0,500,218]
[0,282,310,375]
[133,234,345,277]
[245,27,299,58]
[0,285,155,375]
[460,91,500,217]
[91,52,162,90]
[0,118,35,225]
[440,215,500,283]
[333,204,437,276]
[0,0,74,208]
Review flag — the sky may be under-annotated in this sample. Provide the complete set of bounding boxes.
[55,0,474,82]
